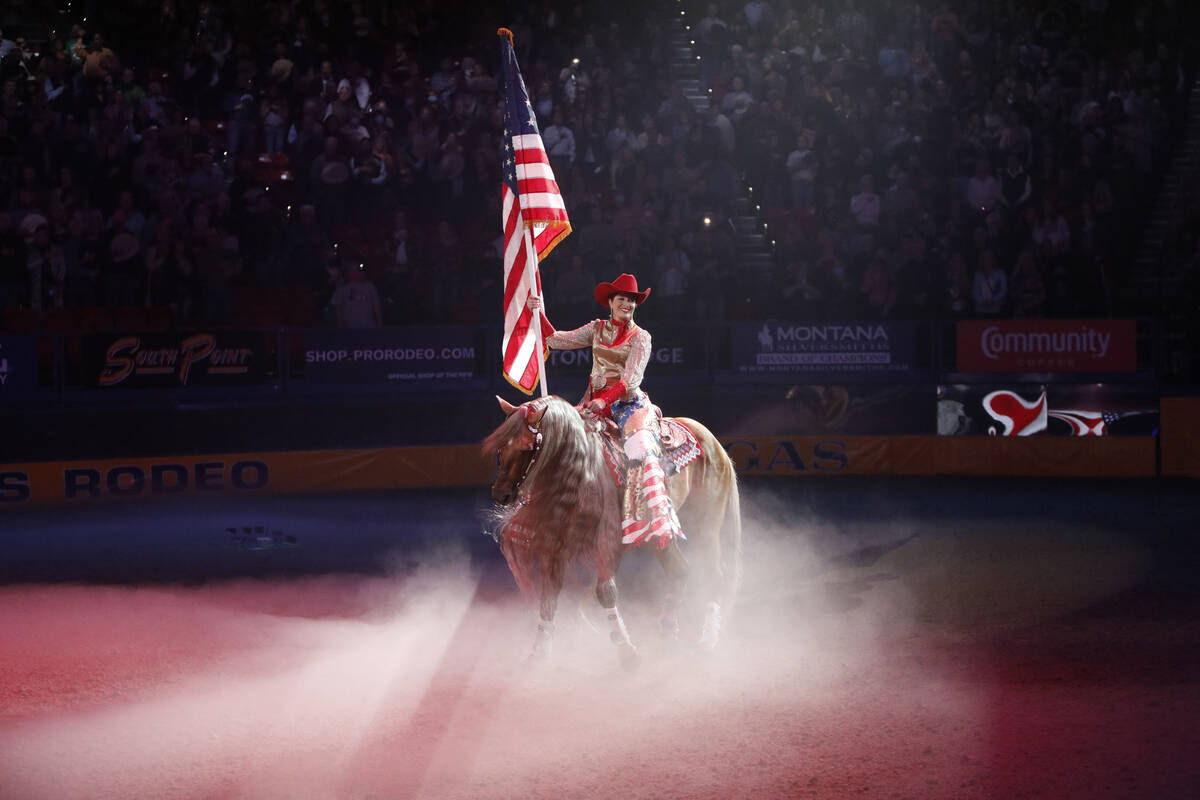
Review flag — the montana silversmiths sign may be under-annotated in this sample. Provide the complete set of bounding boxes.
[731,322,915,375]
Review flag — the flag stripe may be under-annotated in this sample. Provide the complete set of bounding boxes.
[516,192,569,211]
[515,162,556,180]
[516,178,563,196]
[515,148,550,166]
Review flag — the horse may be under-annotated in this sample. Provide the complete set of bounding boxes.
[484,395,742,669]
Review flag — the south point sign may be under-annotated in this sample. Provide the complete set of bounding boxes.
[85,332,266,388]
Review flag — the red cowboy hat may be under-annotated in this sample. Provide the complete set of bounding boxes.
[594,273,651,306]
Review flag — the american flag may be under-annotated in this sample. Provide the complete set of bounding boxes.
[498,28,571,394]
[1048,409,1124,436]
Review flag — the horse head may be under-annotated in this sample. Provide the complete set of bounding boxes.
[489,395,549,506]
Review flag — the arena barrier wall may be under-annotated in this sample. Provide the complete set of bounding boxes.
[1160,397,1200,478]
[0,446,495,509]
[726,436,1156,478]
[1,434,1159,509]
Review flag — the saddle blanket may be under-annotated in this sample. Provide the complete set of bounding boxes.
[599,418,703,485]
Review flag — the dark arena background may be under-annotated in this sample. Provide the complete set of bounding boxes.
[2,1,1199,798]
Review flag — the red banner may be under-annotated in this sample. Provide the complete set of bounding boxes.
[956,319,1136,373]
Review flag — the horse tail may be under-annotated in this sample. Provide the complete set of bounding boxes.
[717,450,744,619]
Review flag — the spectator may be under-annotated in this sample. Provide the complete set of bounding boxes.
[260,84,289,155]
[720,76,753,119]
[972,250,1007,316]
[80,34,118,82]
[104,232,143,308]
[654,235,690,318]
[552,252,596,324]
[743,1,771,33]
[998,153,1033,212]
[542,109,576,192]
[877,33,911,81]
[331,262,381,329]
[966,159,1001,215]
[859,253,897,319]
[1010,248,1047,318]
[1030,198,1071,256]
[850,175,881,226]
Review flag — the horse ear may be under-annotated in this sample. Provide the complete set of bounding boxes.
[497,395,519,416]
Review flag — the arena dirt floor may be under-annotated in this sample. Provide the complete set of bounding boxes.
[0,477,1197,799]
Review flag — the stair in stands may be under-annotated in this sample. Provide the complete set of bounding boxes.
[665,6,776,303]
[1121,76,1200,313]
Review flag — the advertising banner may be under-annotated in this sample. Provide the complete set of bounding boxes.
[955,319,1136,373]
[302,327,486,384]
[0,335,36,400]
[0,445,494,508]
[937,383,1158,437]
[730,322,916,377]
[80,332,270,388]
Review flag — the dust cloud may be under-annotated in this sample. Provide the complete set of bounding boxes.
[0,482,1155,799]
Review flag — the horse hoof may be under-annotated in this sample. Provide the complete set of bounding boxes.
[526,641,552,664]
[698,602,721,651]
[617,642,641,672]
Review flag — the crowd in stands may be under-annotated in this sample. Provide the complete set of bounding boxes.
[0,0,1194,335]
[701,0,1194,321]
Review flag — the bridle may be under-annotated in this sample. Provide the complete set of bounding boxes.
[504,398,547,500]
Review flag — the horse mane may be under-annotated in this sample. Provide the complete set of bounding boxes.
[489,397,621,596]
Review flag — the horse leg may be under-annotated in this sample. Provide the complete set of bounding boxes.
[675,482,725,651]
[595,576,640,671]
[532,554,566,660]
[652,538,689,641]
[689,512,724,651]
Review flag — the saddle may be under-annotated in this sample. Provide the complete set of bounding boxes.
[596,413,703,486]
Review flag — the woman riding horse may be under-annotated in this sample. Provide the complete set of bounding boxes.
[528,273,683,549]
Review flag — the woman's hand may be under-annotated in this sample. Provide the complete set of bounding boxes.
[526,295,543,311]
[584,398,605,415]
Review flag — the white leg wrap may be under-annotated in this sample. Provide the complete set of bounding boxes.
[607,607,632,646]
[532,619,554,658]
[660,594,681,639]
[699,601,721,650]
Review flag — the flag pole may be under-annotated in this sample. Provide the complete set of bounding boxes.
[523,227,549,397]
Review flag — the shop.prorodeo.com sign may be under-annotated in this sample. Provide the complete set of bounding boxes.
[301,327,484,384]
